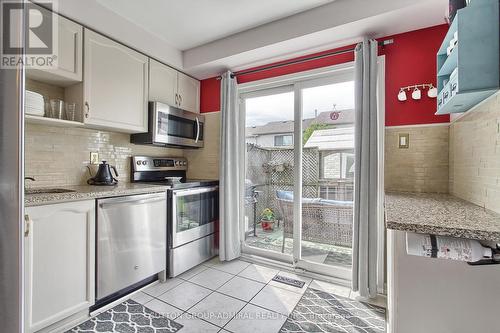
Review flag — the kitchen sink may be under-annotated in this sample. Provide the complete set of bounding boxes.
[25,188,77,195]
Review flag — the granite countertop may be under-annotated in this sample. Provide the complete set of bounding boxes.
[25,183,170,207]
[385,192,500,241]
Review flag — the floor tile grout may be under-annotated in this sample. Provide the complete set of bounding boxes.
[143,259,363,333]
[175,262,291,331]
[69,258,367,333]
[218,265,307,332]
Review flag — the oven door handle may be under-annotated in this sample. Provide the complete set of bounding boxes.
[195,117,200,143]
[172,186,218,198]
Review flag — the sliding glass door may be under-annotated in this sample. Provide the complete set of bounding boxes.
[296,76,355,280]
[242,86,295,262]
[240,67,356,280]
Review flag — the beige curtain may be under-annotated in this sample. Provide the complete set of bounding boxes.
[352,39,379,298]
[219,71,243,261]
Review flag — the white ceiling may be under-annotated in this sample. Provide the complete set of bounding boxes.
[52,0,448,79]
[95,0,335,50]
[184,0,448,78]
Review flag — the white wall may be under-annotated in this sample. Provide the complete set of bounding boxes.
[388,230,500,333]
[257,134,289,148]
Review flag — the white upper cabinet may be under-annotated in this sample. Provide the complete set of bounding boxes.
[24,200,95,333]
[149,59,178,107]
[27,6,83,85]
[83,29,148,133]
[57,17,83,81]
[177,72,200,113]
[149,59,200,113]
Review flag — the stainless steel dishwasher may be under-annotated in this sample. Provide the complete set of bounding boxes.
[96,192,167,303]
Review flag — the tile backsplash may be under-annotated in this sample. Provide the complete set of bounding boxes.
[385,125,449,193]
[25,123,183,187]
[184,111,220,180]
[449,93,500,214]
[26,78,65,102]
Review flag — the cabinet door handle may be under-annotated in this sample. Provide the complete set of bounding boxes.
[24,214,31,237]
[174,93,178,106]
[84,102,90,118]
[179,94,182,106]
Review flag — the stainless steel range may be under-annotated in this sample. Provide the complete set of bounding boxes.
[132,156,219,277]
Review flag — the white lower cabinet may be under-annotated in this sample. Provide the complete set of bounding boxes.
[24,200,95,333]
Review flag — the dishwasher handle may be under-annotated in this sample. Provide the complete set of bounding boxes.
[98,193,166,208]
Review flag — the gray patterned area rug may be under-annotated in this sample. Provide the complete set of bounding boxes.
[66,299,183,333]
[280,288,386,333]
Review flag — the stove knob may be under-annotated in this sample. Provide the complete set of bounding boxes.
[136,161,141,165]
[182,161,187,166]
[142,161,147,165]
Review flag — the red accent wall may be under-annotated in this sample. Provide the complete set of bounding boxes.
[236,45,355,84]
[199,24,450,126]
[382,25,449,126]
[200,77,221,113]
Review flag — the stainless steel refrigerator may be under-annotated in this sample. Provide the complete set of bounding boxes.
[0,0,25,331]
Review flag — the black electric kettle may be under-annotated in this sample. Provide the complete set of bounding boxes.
[87,161,118,185]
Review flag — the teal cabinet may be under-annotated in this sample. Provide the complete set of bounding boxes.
[436,0,499,115]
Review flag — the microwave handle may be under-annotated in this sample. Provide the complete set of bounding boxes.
[195,117,200,143]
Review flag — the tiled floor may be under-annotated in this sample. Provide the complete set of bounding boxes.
[125,257,371,333]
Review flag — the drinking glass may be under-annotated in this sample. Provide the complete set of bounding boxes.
[65,103,76,121]
[49,99,64,119]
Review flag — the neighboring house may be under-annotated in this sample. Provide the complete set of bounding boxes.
[304,126,355,180]
[246,119,305,148]
[246,109,354,148]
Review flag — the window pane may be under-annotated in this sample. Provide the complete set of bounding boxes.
[342,152,355,179]
[274,135,293,147]
[283,135,293,146]
[322,152,341,179]
[302,81,354,120]
[244,89,294,256]
[301,79,355,269]
[246,92,294,149]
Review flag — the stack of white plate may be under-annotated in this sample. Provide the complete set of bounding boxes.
[25,90,45,116]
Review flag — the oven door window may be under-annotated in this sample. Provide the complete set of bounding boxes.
[176,190,218,233]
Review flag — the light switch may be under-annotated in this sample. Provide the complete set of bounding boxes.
[90,152,99,164]
[398,133,409,149]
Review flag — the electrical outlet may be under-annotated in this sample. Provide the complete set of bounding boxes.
[398,133,409,149]
[90,152,99,165]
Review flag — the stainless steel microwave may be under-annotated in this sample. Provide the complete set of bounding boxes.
[131,102,204,148]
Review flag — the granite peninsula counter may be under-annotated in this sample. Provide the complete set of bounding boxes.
[385,192,500,241]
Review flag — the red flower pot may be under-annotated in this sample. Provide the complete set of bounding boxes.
[261,220,274,231]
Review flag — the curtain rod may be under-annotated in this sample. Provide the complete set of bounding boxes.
[218,39,393,79]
